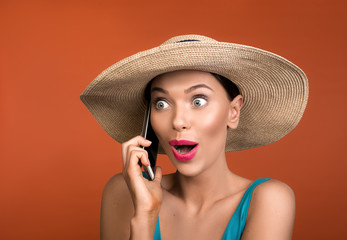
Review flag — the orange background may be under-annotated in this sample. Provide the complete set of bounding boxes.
[1,0,346,239]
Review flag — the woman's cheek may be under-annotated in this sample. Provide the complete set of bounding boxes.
[197,107,229,136]
[151,113,168,141]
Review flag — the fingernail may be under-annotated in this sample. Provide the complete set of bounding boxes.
[146,140,152,143]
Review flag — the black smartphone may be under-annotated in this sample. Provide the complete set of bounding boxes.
[141,101,159,181]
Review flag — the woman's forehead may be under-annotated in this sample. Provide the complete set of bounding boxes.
[150,70,221,90]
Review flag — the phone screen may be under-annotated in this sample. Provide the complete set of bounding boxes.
[141,101,159,180]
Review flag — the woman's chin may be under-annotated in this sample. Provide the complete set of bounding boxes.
[164,147,214,178]
[171,161,205,178]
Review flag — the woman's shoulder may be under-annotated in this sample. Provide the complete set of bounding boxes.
[101,173,134,239]
[102,173,131,200]
[248,179,295,215]
[242,179,295,239]
[251,179,295,206]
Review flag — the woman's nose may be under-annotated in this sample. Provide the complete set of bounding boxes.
[172,106,191,131]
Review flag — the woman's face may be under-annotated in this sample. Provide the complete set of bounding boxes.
[150,70,241,177]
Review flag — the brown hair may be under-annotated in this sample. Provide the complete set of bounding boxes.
[210,72,240,101]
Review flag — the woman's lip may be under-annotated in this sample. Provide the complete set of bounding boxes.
[169,139,198,146]
[170,144,199,162]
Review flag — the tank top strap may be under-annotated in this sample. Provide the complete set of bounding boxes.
[154,217,161,240]
[222,178,271,240]
[142,171,149,178]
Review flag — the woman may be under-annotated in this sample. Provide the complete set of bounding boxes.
[80,35,308,240]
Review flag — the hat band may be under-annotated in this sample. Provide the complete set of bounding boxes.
[175,39,200,43]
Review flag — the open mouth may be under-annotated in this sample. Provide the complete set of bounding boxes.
[169,139,199,161]
[174,145,197,154]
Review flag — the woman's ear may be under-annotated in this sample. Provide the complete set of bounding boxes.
[227,95,243,129]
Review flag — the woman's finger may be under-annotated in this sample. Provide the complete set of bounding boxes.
[122,135,152,150]
[123,148,150,183]
[129,148,150,169]
[121,136,152,165]
[126,145,149,166]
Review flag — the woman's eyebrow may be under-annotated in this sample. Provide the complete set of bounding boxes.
[151,87,168,94]
[184,84,214,94]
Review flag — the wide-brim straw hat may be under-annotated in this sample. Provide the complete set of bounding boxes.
[80,34,308,153]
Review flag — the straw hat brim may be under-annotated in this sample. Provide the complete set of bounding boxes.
[80,35,308,153]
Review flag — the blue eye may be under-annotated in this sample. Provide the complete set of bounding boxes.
[193,97,207,107]
[155,100,169,109]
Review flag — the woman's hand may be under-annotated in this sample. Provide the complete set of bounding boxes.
[121,135,163,218]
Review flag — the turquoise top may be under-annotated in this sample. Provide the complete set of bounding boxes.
[142,172,271,240]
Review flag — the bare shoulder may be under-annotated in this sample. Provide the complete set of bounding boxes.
[100,173,134,240]
[101,173,134,211]
[251,179,295,208]
[241,179,295,240]
[102,173,131,198]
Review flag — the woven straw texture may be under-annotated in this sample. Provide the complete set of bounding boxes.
[80,35,308,153]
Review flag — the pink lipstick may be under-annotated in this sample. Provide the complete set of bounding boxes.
[169,140,199,162]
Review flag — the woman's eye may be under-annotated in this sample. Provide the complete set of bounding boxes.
[192,97,207,107]
[155,100,169,109]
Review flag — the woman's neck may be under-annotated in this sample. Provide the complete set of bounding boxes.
[170,153,235,215]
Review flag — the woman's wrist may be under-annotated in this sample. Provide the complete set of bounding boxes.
[130,212,159,240]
